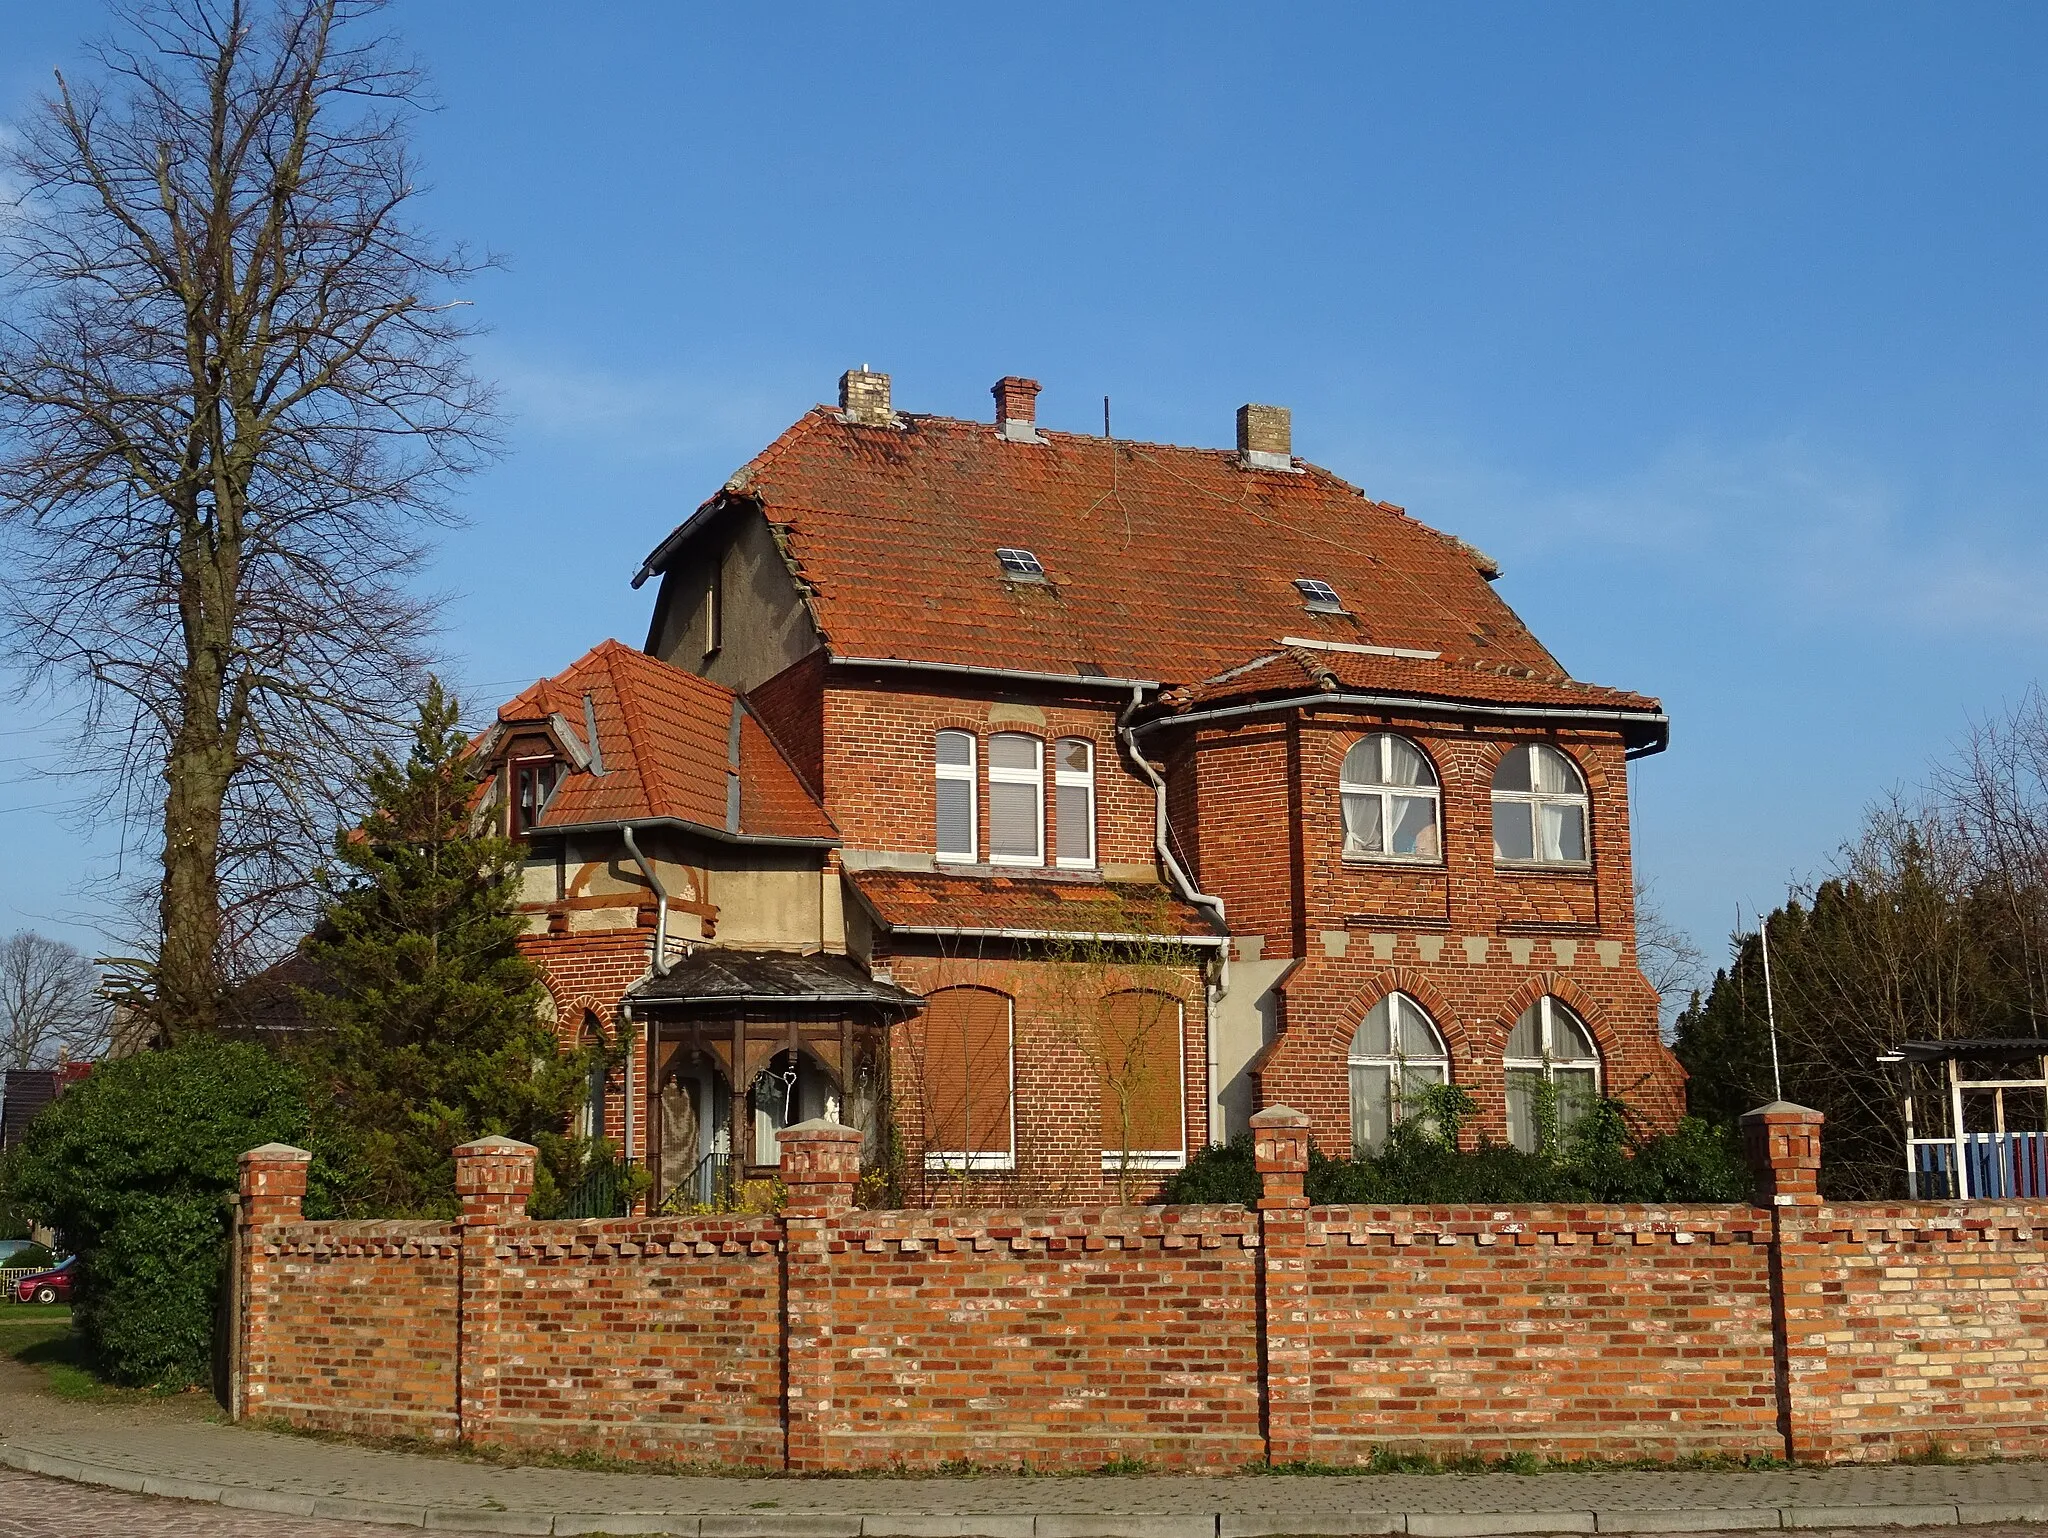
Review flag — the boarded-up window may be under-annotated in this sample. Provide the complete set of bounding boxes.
[920,986,1014,1168]
[1098,990,1185,1161]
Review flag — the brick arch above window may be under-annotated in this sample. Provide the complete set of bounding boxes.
[1490,973,1617,1061]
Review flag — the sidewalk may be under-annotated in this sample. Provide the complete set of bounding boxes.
[6,1360,2048,1538]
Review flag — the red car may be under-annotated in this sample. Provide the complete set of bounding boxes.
[13,1256,75,1306]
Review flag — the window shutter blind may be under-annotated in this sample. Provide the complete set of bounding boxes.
[989,781,1038,859]
[923,988,1013,1156]
[1098,991,1183,1154]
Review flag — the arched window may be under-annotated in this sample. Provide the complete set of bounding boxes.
[1491,744,1589,865]
[576,1014,606,1143]
[919,986,1015,1171]
[935,730,977,862]
[1098,989,1186,1171]
[988,733,1044,864]
[1340,734,1441,861]
[1504,996,1602,1153]
[1348,992,1450,1156]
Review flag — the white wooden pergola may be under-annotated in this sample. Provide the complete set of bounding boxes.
[1880,1039,2048,1199]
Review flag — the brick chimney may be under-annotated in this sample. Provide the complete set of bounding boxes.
[1237,403,1294,471]
[993,376,1045,443]
[839,367,893,427]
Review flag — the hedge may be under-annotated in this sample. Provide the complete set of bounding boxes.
[0,1040,331,1387]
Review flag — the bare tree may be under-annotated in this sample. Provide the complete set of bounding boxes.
[0,931,107,1070]
[1634,877,1707,1040]
[0,0,495,1037]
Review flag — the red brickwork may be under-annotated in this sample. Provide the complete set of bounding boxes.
[1297,1206,1779,1461]
[248,1223,460,1441]
[877,950,1211,1206]
[1776,1204,2048,1462]
[747,651,828,798]
[467,1216,786,1465]
[1170,711,1683,1149]
[821,678,1157,870]
[803,1205,1263,1470]
[236,1115,2048,1469]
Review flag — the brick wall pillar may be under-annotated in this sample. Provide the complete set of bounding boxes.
[235,1143,311,1423]
[1741,1102,1829,1462]
[1252,1106,1313,1466]
[453,1135,537,1449]
[778,1119,862,1472]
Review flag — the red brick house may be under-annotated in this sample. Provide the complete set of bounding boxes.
[488,369,1682,1205]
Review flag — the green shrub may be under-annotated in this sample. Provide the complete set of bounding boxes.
[1,1040,330,1387]
[1160,1088,1750,1208]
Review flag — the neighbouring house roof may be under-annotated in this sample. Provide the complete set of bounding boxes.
[846,869,1224,945]
[0,1065,87,1152]
[634,407,1657,726]
[494,640,837,845]
[628,949,924,1011]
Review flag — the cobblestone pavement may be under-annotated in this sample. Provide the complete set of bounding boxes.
[0,1468,416,1536]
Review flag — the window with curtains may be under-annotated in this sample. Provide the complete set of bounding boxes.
[1097,990,1186,1170]
[1055,737,1096,868]
[919,986,1015,1171]
[1339,734,1441,862]
[1348,992,1450,1155]
[1504,996,1602,1153]
[935,730,977,862]
[1492,744,1590,865]
[512,757,560,836]
[988,733,1044,864]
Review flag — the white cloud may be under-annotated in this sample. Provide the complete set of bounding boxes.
[480,346,802,466]
[1335,428,2048,642]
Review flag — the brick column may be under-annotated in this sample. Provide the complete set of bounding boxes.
[778,1120,861,1472]
[1741,1102,1830,1462]
[453,1135,536,1449]
[1252,1106,1313,1466]
[235,1143,311,1423]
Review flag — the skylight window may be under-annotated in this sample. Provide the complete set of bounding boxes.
[1294,577,1344,612]
[997,547,1046,580]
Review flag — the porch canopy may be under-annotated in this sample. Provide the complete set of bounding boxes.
[1881,1038,2048,1199]
[627,950,923,1200]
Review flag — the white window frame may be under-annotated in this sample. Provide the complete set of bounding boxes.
[1504,996,1603,1153]
[1099,993,1188,1173]
[1339,733,1443,865]
[1054,737,1098,870]
[1347,991,1452,1156]
[923,991,1017,1173]
[1491,743,1592,868]
[935,731,978,864]
[987,732,1045,866]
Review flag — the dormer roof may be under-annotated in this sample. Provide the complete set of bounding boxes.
[492,640,836,845]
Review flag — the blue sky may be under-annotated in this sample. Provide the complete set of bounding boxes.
[3,3,2045,975]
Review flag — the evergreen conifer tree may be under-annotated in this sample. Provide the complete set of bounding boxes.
[298,680,588,1216]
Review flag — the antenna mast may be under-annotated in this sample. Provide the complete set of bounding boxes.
[1758,908,1784,1101]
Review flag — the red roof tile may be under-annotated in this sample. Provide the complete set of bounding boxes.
[847,869,1222,942]
[495,641,835,843]
[1175,644,1662,716]
[642,406,1657,717]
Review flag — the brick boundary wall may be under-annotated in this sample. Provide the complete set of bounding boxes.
[236,1105,2048,1469]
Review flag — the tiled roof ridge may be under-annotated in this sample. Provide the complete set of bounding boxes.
[595,642,665,817]
[722,406,839,496]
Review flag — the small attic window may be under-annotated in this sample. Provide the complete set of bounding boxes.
[1294,577,1344,613]
[996,547,1047,581]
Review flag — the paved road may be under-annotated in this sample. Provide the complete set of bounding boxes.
[1,1474,2046,1538]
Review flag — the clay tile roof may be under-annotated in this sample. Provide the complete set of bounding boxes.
[847,869,1223,943]
[494,641,835,844]
[1176,644,1662,717]
[639,406,1659,720]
